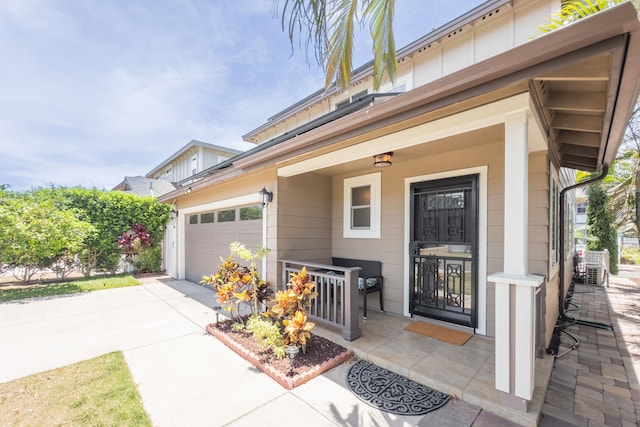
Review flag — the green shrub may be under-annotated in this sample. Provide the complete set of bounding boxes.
[134,245,162,274]
[620,247,640,265]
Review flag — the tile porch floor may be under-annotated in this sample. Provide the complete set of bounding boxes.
[313,309,554,427]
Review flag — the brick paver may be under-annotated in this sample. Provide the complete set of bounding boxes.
[540,274,640,426]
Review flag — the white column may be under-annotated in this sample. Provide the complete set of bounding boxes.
[488,110,543,402]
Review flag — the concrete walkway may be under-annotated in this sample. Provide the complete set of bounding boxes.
[0,276,513,426]
[540,273,640,426]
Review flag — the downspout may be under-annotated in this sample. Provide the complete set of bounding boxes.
[558,165,608,320]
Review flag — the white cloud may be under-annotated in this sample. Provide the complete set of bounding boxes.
[0,0,482,191]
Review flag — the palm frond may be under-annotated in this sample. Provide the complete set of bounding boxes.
[364,0,396,90]
[536,0,623,35]
[324,0,359,90]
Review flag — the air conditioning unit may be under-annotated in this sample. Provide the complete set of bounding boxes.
[585,266,603,286]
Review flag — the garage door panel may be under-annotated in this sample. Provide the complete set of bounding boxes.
[184,210,263,284]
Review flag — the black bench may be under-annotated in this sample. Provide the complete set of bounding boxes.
[331,257,384,319]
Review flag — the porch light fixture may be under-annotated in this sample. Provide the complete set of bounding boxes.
[373,152,393,167]
[184,187,192,195]
[285,345,299,376]
[259,187,273,206]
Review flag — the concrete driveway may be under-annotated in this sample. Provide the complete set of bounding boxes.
[2,276,476,427]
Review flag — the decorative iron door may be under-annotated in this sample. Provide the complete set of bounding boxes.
[410,175,478,327]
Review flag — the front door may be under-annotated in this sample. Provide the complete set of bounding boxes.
[410,175,478,327]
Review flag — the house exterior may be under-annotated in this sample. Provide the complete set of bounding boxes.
[158,0,640,413]
[146,139,243,185]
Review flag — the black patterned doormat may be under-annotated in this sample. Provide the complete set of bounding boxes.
[346,360,450,415]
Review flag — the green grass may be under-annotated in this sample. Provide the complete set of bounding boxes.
[0,351,152,426]
[0,275,140,302]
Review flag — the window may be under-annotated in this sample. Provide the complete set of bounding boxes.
[240,206,263,220]
[200,212,214,223]
[577,201,587,214]
[335,90,369,110]
[165,167,172,180]
[189,215,198,225]
[191,156,197,175]
[343,172,381,238]
[550,175,559,268]
[218,209,236,222]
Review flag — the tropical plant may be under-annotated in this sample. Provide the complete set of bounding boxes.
[245,315,287,359]
[276,0,396,90]
[268,267,318,352]
[200,242,271,325]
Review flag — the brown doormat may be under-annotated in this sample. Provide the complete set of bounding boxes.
[404,321,472,346]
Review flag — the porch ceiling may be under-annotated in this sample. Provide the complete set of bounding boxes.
[530,42,627,172]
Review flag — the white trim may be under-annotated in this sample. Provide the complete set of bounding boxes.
[278,93,532,178]
[177,193,261,280]
[403,166,488,336]
[343,172,381,239]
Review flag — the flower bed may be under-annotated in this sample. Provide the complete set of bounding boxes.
[206,320,353,389]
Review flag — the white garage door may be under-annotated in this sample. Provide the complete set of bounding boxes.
[184,205,263,284]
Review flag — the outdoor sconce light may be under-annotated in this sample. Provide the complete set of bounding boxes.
[213,306,221,324]
[259,187,273,206]
[286,345,299,376]
[184,187,192,195]
[373,152,393,167]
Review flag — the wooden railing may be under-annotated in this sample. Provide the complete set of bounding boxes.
[280,260,361,341]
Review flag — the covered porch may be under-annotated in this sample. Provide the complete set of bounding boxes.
[311,308,554,427]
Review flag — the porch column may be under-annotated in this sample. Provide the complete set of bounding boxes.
[488,111,544,407]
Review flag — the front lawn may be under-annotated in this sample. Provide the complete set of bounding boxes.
[0,275,139,302]
[0,351,151,426]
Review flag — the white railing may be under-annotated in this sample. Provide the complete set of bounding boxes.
[280,260,361,341]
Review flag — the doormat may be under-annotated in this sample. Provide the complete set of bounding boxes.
[346,360,450,415]
[404,321,472,346]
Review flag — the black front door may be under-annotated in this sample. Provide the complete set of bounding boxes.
[409,175,478,328]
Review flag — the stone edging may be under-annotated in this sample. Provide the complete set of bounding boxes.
[205,323,353,390]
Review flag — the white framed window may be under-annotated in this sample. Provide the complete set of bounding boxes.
[191,156,197,175]
[343,172,381,238]
[381,75,413,94]
[550,170,559,269]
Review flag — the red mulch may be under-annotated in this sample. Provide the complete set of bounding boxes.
[206,319,354,389]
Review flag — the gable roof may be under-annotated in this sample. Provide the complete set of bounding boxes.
[112,176,177,197]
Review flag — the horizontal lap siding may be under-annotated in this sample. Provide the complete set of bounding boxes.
[333,136,504,327]
[276,174,332,263]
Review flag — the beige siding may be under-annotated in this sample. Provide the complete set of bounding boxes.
[328,136,504,328]
[276,173,332,263]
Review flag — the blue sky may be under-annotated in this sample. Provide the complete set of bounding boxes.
[0,0,481,191]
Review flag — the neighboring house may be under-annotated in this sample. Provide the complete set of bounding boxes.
[146,139,243,186]
[112,176,177,198]
[158,0,640,417]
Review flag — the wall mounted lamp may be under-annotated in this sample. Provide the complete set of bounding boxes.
[184,187,192,195]
[259,187,273,206]
[373,152,393,167]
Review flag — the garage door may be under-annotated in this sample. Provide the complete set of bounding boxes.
[184,205,263,284]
